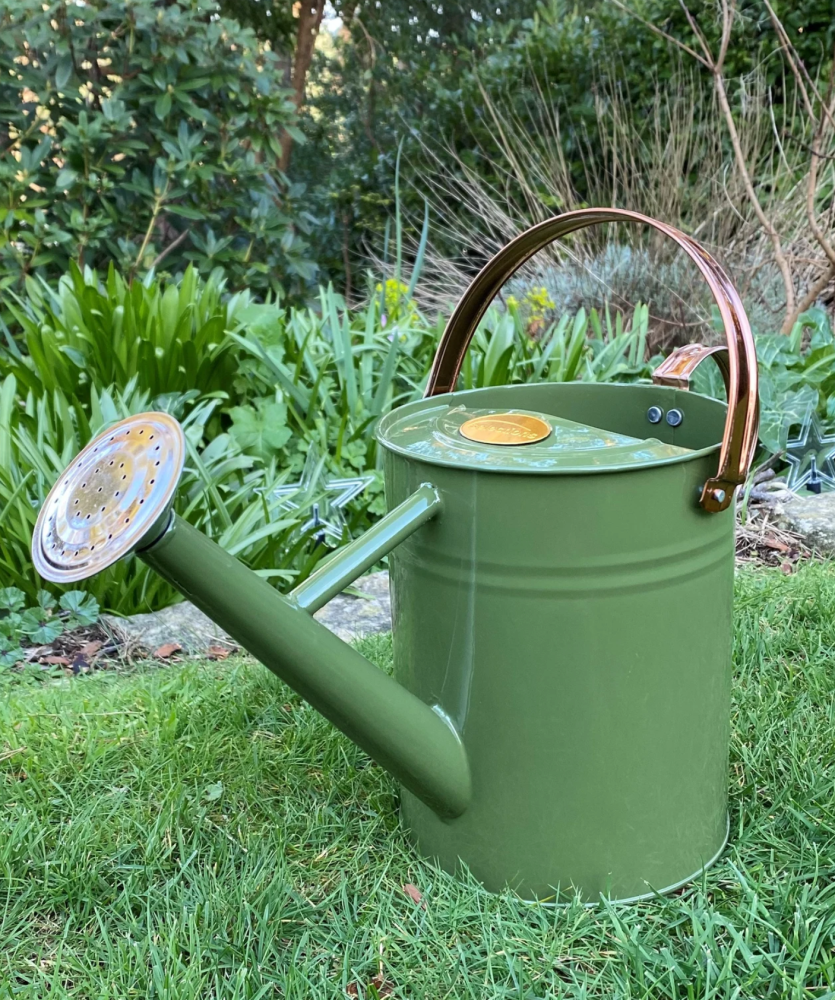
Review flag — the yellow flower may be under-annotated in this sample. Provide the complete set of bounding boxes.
[377,278,417,325]
[524,286,555,315]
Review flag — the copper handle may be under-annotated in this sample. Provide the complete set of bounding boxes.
[424,208,759,513]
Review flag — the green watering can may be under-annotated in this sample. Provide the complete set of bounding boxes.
[32,209,759,902]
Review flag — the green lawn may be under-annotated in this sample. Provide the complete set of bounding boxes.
[3,566,835,998]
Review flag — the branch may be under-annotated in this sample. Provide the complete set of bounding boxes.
[279,1,326,174]
[151,227,190,268]
[616,0,801,331]
[793,261,835,318]
[783,131,835,161]
[804,58,835,276]
[763,0,835,132]
[712,72,796,330]
[763,0,815,123]
[677,0,715,67]
[131,178,170,277]
[714,0,734,77]
[762,3,835,324]
[610,1,710,68]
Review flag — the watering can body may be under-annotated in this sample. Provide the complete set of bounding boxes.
[380,381,734,900]
[31,209,759,903]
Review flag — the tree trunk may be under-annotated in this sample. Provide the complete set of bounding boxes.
[279,0,325,174]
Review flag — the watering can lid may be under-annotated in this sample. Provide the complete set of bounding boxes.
[379,405,691,474]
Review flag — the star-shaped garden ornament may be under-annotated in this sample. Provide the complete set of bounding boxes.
[271,446,373,545]
[784,412,835,493]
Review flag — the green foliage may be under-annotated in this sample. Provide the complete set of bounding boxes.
[227,285,657,524]
[0,586,99,666]
[294,3,534,283]
[0,255,656,614]
[228,398,292,462]
[458,302,654,390]
[2,262,251,408]
[293,0,833,290]
[0,375,314,613]
[752,308,835,455]
[6,253,824,618]
[217,0,298,50]
[0,0,314,295]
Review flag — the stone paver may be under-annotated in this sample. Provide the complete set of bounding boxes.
[774,492,835,555]
[101,571,392,655]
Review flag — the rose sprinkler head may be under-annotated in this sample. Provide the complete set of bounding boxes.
[31,412,185,584]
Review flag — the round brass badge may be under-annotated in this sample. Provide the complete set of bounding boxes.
[459,413,552,446]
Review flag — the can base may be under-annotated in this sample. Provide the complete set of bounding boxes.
[403,806,730,906]
[516,813,731,907]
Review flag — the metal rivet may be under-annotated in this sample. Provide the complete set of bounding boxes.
[712,488,726,504]
[666,408,683,427]
[646,405,663,424]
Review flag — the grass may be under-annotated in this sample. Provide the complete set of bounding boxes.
[3,565,835,997]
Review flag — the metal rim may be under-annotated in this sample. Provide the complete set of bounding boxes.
[379,383,724,475]
[32,412,185,584]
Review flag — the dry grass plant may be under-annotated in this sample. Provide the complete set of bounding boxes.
[408,69,759,346]
[616,0,835,334]
[404,9,835,345]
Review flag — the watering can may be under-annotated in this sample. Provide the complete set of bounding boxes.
[32,209,759,903]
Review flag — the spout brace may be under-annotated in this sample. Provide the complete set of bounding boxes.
[291,483,441,614]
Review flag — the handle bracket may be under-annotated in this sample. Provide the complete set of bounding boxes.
[652,344,730,394]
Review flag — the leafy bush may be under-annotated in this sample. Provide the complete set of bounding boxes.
[682,306,835,463]
[3,262,252,409]
[753,308,835,456]
[228,285,658,522]
[0,252,706,616]
[293,1,832,295]
[0,376,314,613]
[0,0,313,296]
[224,279,835,506]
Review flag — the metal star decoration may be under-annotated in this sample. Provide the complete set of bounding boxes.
[271,446,373,545]
[784,412,835,493]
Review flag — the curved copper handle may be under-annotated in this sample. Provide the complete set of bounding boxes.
[424,208,759,513]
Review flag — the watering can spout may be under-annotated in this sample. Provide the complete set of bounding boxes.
[31,413,470,819]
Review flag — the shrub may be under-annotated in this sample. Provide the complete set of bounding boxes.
[0,263,674,614]
[228,285,659,525]
[0,377,313,613]
[753,308,835,456]
[0,0,314,297]
[3,262,252,409]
